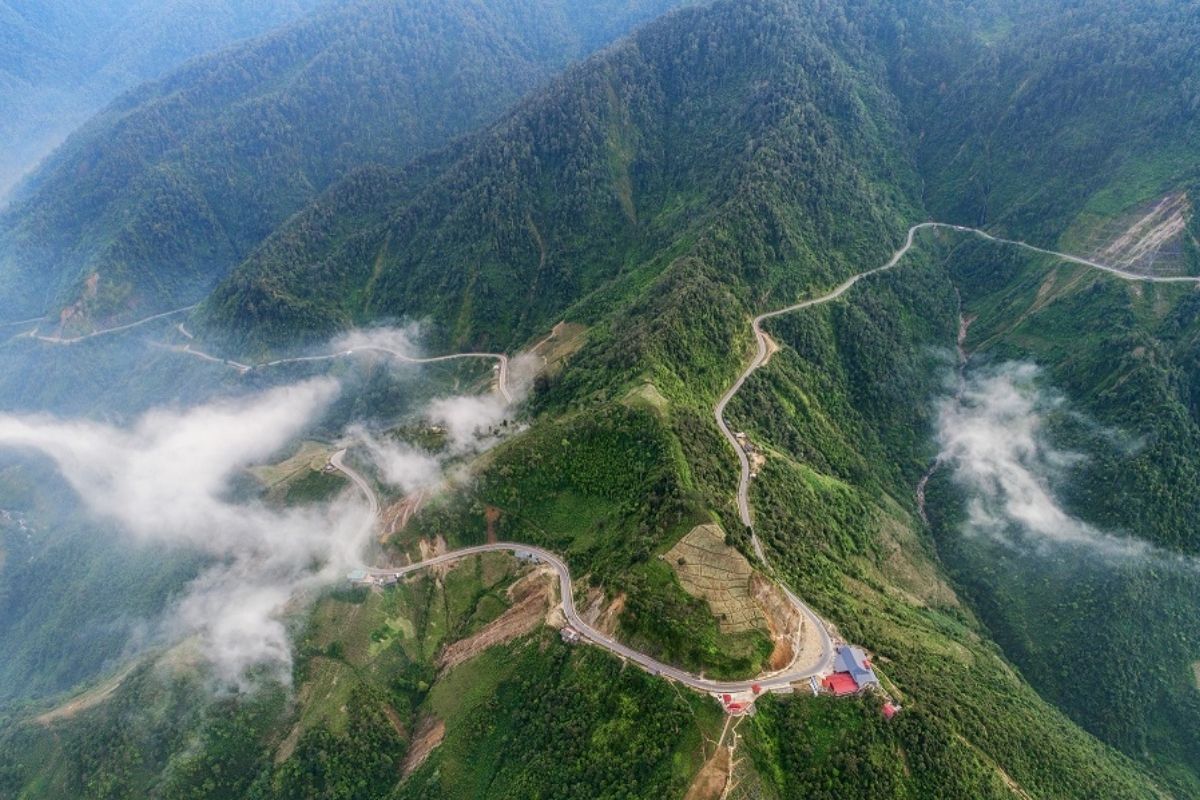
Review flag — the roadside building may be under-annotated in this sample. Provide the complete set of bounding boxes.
[560,626,581,644]
[833,645,880,691]
[822,672,859,697]
[348,569,398,588]
[821,645,882,696]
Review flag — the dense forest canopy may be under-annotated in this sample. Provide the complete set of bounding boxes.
[1,0,1199,798]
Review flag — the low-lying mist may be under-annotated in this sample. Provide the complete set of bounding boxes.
[935,362,1151,559]
[0,379,367,687]
[0,324,536,692]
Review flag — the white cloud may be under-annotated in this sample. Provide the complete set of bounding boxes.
[935,362,1150,559]
[331,323,425,359]
[0,324,546,688]
[0,379,373,687]
[350,424,441,492]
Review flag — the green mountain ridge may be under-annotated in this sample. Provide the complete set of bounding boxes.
[2,0,1200,797]
[201,0,925,356]
[0,0,327,202]
[0,0,691,327]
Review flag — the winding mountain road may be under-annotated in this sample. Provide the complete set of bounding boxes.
[321,221,1197,702]
[261,347,512,404]
[24,221,1191,700]
[20,305,198,344]
[714,221,1200,561]
[329,452,835,693]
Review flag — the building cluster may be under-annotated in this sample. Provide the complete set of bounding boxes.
[822,645,880,696]
[347,569,398,588]
[819,645,902,719]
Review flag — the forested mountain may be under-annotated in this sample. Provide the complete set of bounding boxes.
[203,0,925,355]
[2,0,1200,797]
[0,0,325,202]
[917,0,1200,241]
[0,0,690,328]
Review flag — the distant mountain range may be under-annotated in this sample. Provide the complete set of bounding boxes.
[0,0,691,328]
[0,0,326,202]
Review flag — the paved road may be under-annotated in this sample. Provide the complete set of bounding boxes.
[21,309,514,403]
[256,347,512,403]
[329,450,834,693]
[331,448,379,519]
[714,221,1200,552]
[21,305,198,344]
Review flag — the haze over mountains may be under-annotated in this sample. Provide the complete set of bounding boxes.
[1,0,1199,798]
[0,0,327,202]
[0,0,691,326]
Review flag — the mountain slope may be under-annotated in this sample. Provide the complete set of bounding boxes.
[0,0,689,328]
[2,0,1199,797]
[203,0,922,356]
[0,0,325,202]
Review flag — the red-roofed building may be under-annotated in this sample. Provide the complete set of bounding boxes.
[823,673,859,696]
[883,702,899,720]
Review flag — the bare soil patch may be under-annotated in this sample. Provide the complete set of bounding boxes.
[685,743,732,800]
[485,505,501,543]
[436,568,555,672]
[381,489,430,543]
[402,714,446,777]
[530,321,588,369]
[251,441,332,483]
[35,662,137,725]
[580,588,625,636]
[750,573,801,671]
[1078,192,1193,277]
[761,332,781,366]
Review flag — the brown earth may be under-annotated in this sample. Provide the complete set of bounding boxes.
[436,568,555,672]
[685,745,732,800]
[1067,192,1194,278]
[529,321,588,371]
[685,716,741,800]
[402,714,446,777]
[760,332,781,366]
[35,662,137,725]
[1098,193,1189,272]
[579,587,625,637]
[485,505,501,543]
[381,704,408,739]
[381,489,430,543]
[750,573,801,671]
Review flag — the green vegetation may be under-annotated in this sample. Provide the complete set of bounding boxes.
[0,0,691,327]
[744,694,1013,798]
[6,0,1200,796]
[921,236,1200,794]
[400,639,718,800]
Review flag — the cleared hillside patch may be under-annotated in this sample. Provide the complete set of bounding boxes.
[665,523,763,634]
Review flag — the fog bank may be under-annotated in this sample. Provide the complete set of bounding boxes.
[0,379,371,687]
